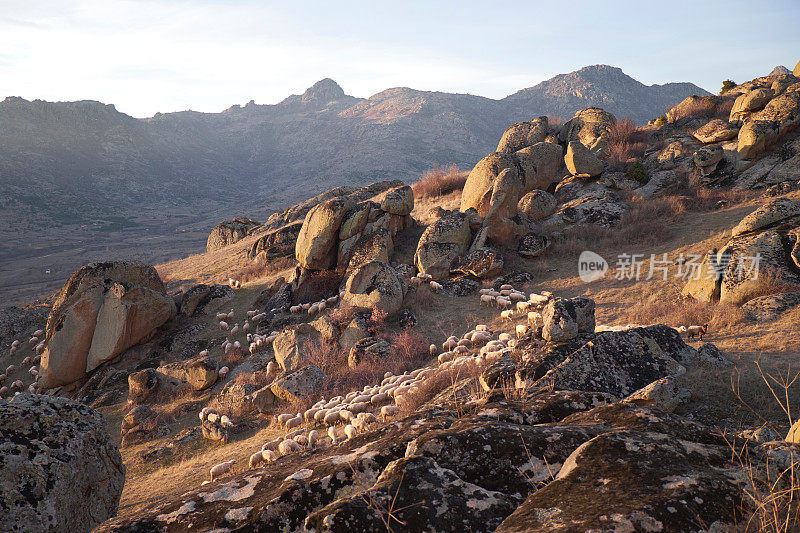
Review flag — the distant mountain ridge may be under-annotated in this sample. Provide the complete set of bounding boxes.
[0,65,709,228]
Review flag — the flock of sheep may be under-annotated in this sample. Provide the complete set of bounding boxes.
[0,329,45,399]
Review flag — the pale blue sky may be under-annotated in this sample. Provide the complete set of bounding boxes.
[1,0,798,117]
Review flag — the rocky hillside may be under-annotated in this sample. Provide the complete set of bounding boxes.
[3,61,800,532]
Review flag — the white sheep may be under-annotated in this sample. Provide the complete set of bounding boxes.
[28,336,39,345]
[0,386,6,396]
[357,412,377,424]
[429,281,443,291]
[21,356,31,366]
[11,340,20,348]
[219,366,230,378]
[261,449,278,462]
[6,365,15,375]
[219,321,229,331]
[307,430,319,449]
[293,434,309,447]
[686,324,709,340]
[285,415,303,430]
[500,309,514,321]
[262,437,283,452]
[249,451,265,468]
[480,294,494,305]
[344,424,356,440]
[35,343,45,355]
[220,415,234,428]
[323,410,341,426]
[209,460,235,481]
[381,405,399,420]
[278,439,302,456]
[515,324,528,338]
[207,413,220,424]
[328,426,340,445]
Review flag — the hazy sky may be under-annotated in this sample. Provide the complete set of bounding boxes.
[1,0,798,118]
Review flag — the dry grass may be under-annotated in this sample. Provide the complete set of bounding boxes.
[607,117,649,165]
[412,164,468,200]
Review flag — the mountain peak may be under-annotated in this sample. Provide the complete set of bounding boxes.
[301,78,345,104]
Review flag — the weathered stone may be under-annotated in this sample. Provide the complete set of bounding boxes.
[338,202,373,241]
[514,142,565,192]
[295,196,353,270]
[348,337,391,368]
[738,120,780,160]
[742,292,800,321]
[380,185,414,215]
[496,117,548,152]
[565,140,603,177]
[623,375,690,412]
[247,384,277,412]
[730,88,773,121]
[158,356,219,391]
[0,395,125,533]
[692,118,740,143]
[273,323,321,371]
[338,316,369,352]
[341,228,393,270]
[127,368,187,405]
[451,248,504,278]
[541,296,595,342]
[518,232,549,258]
[271,365,325,403]
[633,169,680,198]
[693,145,724,176]
[560,107,615,156]
[460,152,518,216]
[206,217,260,252]
[414,212,472,278]
[248,221,303,261]
[517,189,556,221]
[553,191,628,227]
[731,197,800,237]
[750,92,800,135]
[341,260,405,317]
[479,356,517,391]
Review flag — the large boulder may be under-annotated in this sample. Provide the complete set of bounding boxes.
[460,152,518,216]
[564,141,603,177]
[338,202,373,241]
[273,323,321,372]
[206,217,260,252]
[517,189,556,221]
[633,169,680,198]
[85,282,176,372]
[692,118,740,143]
[39,261,175,389]
[541,297,595,342]
[158,356,219,391]
[559,107,615,155]
[515,142,565,191]
[730,88,773,121]
[248,221,303,261]
[750,92,800,135]
[693,145,724,177]
[295,197,353,270]
[731,197,800,237]
[380,185,414,215]
[451,248,504,278]
[341,261,406,317]
[270,365,325,403]
[483,168,529,244]
[0,395,125,532]
[738,120,780,160]
[496,117,548,152]
[414,212,472,278]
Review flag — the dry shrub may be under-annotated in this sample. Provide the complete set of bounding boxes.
[260,255,297,277]
[412,164,468,199]
[293,269,342,303]
[683,173,753,211]
[607,118,650,165]
[405,286,444,313]
[226,261,266,285]
[546,114,564,128]
[389,329,429,362]
[328,305,359,328]
[368,307,389,335]
[621,293,746,332]
[398,363,487,416]
[736,267,800,303]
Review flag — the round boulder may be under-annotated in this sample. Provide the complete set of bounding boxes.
[296,196,354,270]
[414,212,473,278]
[342,261,406,317]
[518,190,557,221]
[451,248,504,278]
[460,152,518,216]
[0,394,125,532]
[496,117,548,152]
[565,141,603,177]
[691,119,739,144]
[380,185,414,215]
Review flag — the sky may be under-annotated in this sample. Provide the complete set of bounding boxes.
[1,0,798,118]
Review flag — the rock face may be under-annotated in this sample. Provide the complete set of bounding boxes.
[730,88,773,121]
[379,185,414,215]
[684,200,800,305]
[271,365,325,403]
[158,356,219,391]
[414,211,472,278]
[451,248,504,278]
[633,169,680,198]
[296,197,354,270]
[559,107,615,155]
[517,189,556,221]
[0,394,125,532]
[541,296,596,342]
[206,217,261,252]
[496,117,548,152]
[564,140,603,176]
[273,323,321,371]
[738,120,780,160]
[39,261,176,389]
[341,261,406,317]
[692,118,740,143]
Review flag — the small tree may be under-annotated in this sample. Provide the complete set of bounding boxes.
[720,79,736,95]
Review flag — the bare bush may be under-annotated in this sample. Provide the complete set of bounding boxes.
[412,164,468,199]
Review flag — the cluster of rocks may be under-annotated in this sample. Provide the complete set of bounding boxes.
[97,297,776,533]
[683,196,800,306]
[206,217,261,252]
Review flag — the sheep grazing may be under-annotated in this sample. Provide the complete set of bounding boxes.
[498,332,513,343]
[515,324,529,338]
[0,386,6,396]
[276,413,294,426]
[262,449,278,463]
[357,412,377,424]
[252,312,267,323]
[0,374,5,383]
[293,434,309,447]
[326,296,338,306]
[278,439,302,456]
[675,325,687,334]
[429,281,443,292]
[207,413,220,424]
[230,323,240,336]
[285,415,303,430]
[500,309,514,321]
[228,278,241,289]
[381,405,399,421]
[327,426,341,445]
[6,365,15,375]
[243,321,250,333]
[218,366,230,378]
[344,424,356,440]
[28,336,38,346]
[290,305,302,314]
[262,437,283,452]
[307,430,319,449]
[687,324,709,340]
[198,349,209,357]
[33,355,41,365]
[220,415,234,428]
[266,361,277,376]
[21,356,31,366]
[219,321,229,331]
[28,366,38,376]
[249,451,265,468]
[210,460,236,481]
[35,343,45,355]
[323,410,341,426]
[11,340,20,348]
[500,284,513,291]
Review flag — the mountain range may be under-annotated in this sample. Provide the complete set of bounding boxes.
[0,65,709,230]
